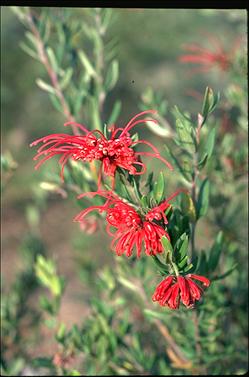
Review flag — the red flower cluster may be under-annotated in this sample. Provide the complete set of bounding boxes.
[74,190,182,258]
[179,34,242,74]
[179,42,230,72]
[152,274,210,309]
[30,110,173,186]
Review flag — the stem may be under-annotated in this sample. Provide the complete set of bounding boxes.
[132,277,192,368]
[93,8,106,130]
[190,121,201,258]
[192,310,207,374]
[26,10,78,135]
[190,120,207,373]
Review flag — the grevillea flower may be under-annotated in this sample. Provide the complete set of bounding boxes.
[74,189,183,258]
[179,34,242,74]
[30,110,173,186]
[152,274,210,309]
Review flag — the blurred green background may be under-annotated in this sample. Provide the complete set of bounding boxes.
[1,6,248,375]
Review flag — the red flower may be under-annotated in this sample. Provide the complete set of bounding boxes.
[179,34,242,74]
[30,110,173,186]
[74,189,182,257]
[152,274,210,309]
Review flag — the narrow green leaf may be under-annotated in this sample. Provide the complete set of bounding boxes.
[25,31,38,48]
[107,100,121,125]
[202,87,213,120]
[46,47,58,72]
[144,309,167,321]
[208,231,223,271]
[118,276,137,292]
[60,67,73,90]
[198,153,208,169]
[20,42,39,60]
[152,255,168,274]
[173,105,192,123]
[204,127,216,159]
[49,93,63,113]
[141,195,148,208]
[104,59,119,91]
[180,193,196,222]
[177,236,189,260]
[78,50,97,77]
[212,264,237,281]
[175,119,194,151]
[161,235,173,253]
[178,255,188,269]
[196,178,210,218]
[36,79,56,94]
[153,172,165,203]
[183,256,198,274]
[201,87,220,124]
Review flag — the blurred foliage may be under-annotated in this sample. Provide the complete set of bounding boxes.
[1,6,248,376]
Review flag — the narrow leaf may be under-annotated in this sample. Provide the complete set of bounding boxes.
[78,50,97,77]
[36,79,56,94]
[208,231,223,271]
[104,59,119,91]
[197,178,210,218]
[153,171,165,203]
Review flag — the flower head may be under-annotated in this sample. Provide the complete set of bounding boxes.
[30,110,173,186]
[74,189,183,258]
[179,34,242,74]
[152,274,210,309]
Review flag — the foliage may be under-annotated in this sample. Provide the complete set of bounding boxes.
[1,7,248,376]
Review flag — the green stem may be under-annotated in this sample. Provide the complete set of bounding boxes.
[93,8,106,130]
[172,262,180,276]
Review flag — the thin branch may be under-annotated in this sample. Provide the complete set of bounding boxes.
[26,10,78,135]
[133,278,192,367]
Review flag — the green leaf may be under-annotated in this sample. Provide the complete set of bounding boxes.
[164,146,192,182]
[178,255,188,269]
[78,50,97,77]
[198,153,208,169]
[46,47,58,72]
[49,93,63,113]
[174,234,189,267]
[56,322,66,342]
[161,235,173,253]
[141,195,148,208]
[212,264,238,281]
[36,78,56,94]
[152,255,169,274]
[205,127,216,158]
[208,231,223,271]
[199,127,216,166]
[173,105,192,123]
[180,193,196,222]
[60,67,73,90]
[201,87,220,124]
[197,250,208,275]
[118,276,137,292]
[104,59,119,91]
[144,308,167,321]
[175,119,194,151]
[196,178,210,219]
[107,100,122,125]
[35,255,64,297]
[153,171,165,203]
[20,42,39,60]
[132,177,142,200]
